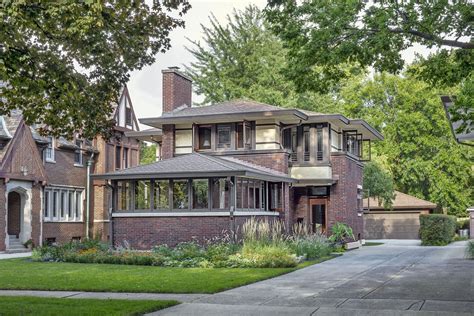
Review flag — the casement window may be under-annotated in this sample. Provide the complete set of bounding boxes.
[303,126,310,162]
[135,180,151,209]
[236,178,266,211]
[117,181,130,210]
[44,187,83,222]
[45,137,55,162]
[236,122,252,150]
[74,139,83,166]
[316,127,323,161]
[211,178,229,210]
[115,146,121,170]
[123,148,129,169]
[192,179,209,209]
[198,125,212,150]
[217,125,231,149]
[154,180,170,210]
[173,180,189,209]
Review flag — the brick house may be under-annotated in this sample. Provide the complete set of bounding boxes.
[93,68,383,249]
[0,86,140,252]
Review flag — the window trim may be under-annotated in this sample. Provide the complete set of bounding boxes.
[45,137,56,163]
[43,186,84,222]
[74,139,84,167]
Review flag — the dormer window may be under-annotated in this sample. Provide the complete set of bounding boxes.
[74,139,83,166]
[45,137,55,163]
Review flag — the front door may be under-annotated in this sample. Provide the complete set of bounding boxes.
[7,191,21,237]
[310,199,327,234]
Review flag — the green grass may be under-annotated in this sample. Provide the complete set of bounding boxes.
[363,242,384,246]
[0,296,178,316]
[0,257,333,294]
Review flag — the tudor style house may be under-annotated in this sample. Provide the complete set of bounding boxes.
[93,68,383,249]
[0,86,140,252]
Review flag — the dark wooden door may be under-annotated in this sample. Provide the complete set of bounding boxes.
[309,198,327,234]
[7,192,21,237]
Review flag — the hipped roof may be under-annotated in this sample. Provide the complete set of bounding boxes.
[364,191,437,210]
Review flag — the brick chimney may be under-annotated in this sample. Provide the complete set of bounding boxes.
[161,67,192,160]
[162,67,192,113]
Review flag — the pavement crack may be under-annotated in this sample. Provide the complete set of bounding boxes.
[61,293,81,299]
[405,300,423,310]
[335,298,349,308]
[310,306,320,315]
[419,299,426,311]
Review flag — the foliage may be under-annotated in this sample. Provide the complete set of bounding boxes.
[466,241,474,260]
[0,296,178,316]
[1,1,190,139]
[341,73,473,217]
[329,222,355,244]
[231,244,297,268]
[185,5,344,113]
[419,214,456,246]
[363,161,395,209]
[140,143,157,165]
[266,1,473,133]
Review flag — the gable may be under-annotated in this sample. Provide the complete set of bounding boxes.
[114,85,140,131]
[0,121,47,182]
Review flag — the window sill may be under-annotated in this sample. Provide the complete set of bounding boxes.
[43,220,83,223]
[74,163,84,168]
[112,211,279,218]
[45,160,56,164]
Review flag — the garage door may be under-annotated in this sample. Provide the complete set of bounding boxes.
[364,212,421,239]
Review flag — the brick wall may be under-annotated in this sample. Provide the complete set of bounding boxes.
[293,187,309,224]
[161,124,175,160]
[43,222,85,244]
[228,151,289,174]
[112,215,279,249]
[328,153,364,239]
[162,68,192,113]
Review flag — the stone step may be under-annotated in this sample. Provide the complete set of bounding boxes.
[5,248,30,254]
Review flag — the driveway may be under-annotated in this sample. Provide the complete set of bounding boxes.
[154,240,474,315]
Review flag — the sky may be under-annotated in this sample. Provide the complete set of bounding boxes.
[128,0,429,129]
[128,0,267,127]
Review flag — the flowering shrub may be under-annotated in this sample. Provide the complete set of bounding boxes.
[32,219,336,268]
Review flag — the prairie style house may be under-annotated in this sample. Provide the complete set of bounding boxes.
[0,86,140,252]
[94,68,383,249]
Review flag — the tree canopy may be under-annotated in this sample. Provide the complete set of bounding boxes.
[266,0,473,133]
[1,1,190,139]
[341,73,473,217]
[363,161,395,210]
[185,5,345,113]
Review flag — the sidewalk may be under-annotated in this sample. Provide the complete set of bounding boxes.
[0,290,208,303]
[0,252,32,260]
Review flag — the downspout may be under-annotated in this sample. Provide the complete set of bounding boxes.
[86,152,95,239]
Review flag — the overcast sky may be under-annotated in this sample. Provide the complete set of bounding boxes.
[128,0,428,129]
[128,0,267,127]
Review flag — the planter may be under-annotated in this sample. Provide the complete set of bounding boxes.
[345,241,361,250]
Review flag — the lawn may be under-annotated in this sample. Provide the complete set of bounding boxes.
[0,296,178,316]
[0,257,332,294]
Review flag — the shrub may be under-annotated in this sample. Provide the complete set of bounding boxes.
[419,214,456,246]
[466,241,474,259]
[289,233,332,259]
[329,222,355,244]
[235,244,298,268]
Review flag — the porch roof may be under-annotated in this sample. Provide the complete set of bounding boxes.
[92,153,295,182]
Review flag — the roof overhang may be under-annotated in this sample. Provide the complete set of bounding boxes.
[125,128,162,143]
[305,114,383,140]
[140,110,308,128]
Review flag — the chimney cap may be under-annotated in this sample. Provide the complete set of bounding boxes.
[162,66,192,82]
[168,66,180,70]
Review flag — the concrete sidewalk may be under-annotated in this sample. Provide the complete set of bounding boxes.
[0,252,31,260]
[0,290,208,303]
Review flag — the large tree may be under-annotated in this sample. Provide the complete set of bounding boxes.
[341,73,473,217]
[1,1,190,139]
[266,0,473,133]
[185,5,346,113]
[363,161,395,210]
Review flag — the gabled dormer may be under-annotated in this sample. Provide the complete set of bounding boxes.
[114,85,139,131]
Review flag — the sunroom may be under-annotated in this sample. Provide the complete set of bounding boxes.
[92,153,294,217]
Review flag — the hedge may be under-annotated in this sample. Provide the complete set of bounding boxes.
[419,214,456,246]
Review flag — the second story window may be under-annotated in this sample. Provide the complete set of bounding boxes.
[123,147,129,168]
[125,107,132,126]
[45,137,55,162]
[115,146,122,170]
[217,125,231,149]
[198,125,212,150]
[74,139,83,166]
[303,126,310,162]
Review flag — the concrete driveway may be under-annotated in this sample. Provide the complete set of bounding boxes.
[154,240,474,315]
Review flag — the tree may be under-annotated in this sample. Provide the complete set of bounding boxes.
[266,1,473,132]
[140,143,156,165]
[1,1,190,139]
[341,73,473,217]
[363,161,395,210]
[185,5,345,113]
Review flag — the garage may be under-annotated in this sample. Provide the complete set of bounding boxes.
[363,191,437,239]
